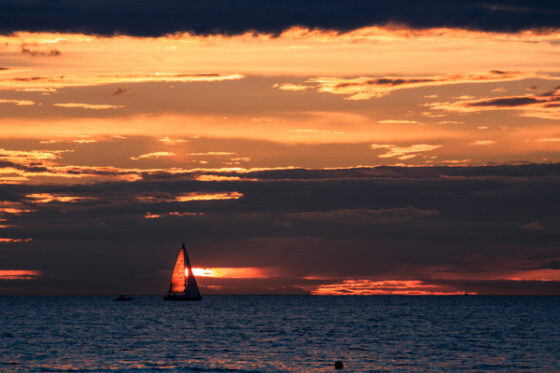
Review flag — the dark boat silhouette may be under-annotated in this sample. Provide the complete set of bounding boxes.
[164,242,202,301]
[115,295,133,301]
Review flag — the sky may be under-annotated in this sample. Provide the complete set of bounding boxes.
[1,0,559,295]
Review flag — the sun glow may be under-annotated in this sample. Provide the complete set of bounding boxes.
[187,267,272,278]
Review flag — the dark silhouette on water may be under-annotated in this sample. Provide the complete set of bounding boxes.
[334,360,344,369]
[115,295,133,301]
[164,242,202,301]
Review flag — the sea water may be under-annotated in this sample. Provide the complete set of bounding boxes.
[0,296,559,372]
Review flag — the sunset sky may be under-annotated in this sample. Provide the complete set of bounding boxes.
[1,1,559,295]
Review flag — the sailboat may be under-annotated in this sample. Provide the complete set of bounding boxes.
[164,242,202,301]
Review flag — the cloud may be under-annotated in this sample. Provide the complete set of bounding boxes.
[378,119,421,125]
[0,201,32,215]
[441,159,471,164]
[429,89,560,120]
[469,140,496,146]
[1,163,560,294]
[370,143,442,159]
[1,1,560,36]
[272,83,311,91]
[144,212,161,219]
[0,270,41,280]
[130,152,176,160]
[288,206,439,224]
[159,137,188,144]
[0,237,32,243]
[136,191,244,203]
[175,191,243,202]
[0,73,245,90]
[522,221,545,230]
[311,279,462,295]
[305,71,533,100]
[169,211,204,216]
[189,152,236,156]
[0,98,35,106]
[536,137,560,143]
[21,46,61,57]
[26,193,91,204]
[53,102,125,110]
[0,148,68,164]
[292,128,344,135]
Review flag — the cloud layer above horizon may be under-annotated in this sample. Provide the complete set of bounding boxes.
[1,1,560,295]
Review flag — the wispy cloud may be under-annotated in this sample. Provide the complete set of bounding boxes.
[0,98,35,106]
[536,137,560,143]
[21,45,61,57]
[288,206,439,223]
[298,71,536,100]
[0,238,33,243]
[429,88,560,120]
[521,221,545,230]
[175,191,243,202]
[160,137,188,144]
[0,270,41,280]
[26,193,92,204]
[130,152,176,160]
[0,201,32,215]
[370,143,442,160]
[0,73,245,89]
[469,140,496,146]
[272,83,311,91]
[311,279,462,295]
[378,119,421,125]
[0,148,69,164]
[53,103,125,110]
[188,152,236,156]
[144,212,161,219]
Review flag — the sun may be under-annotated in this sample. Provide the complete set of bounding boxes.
[186,268,216,277]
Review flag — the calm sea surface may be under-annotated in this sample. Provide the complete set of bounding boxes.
[0,296,559,372]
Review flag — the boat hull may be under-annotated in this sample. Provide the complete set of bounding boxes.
[163,294,202,301]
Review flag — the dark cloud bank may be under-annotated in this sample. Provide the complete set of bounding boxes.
[0,1,559,36]
[1,164,559,295]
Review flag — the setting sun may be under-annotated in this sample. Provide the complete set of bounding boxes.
[187,267,272,278]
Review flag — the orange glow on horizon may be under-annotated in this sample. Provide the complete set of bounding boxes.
[507,269,560,282]
[0,270,41,279]
[311,279,467,295]
[0,238,33,243]
[188,267,273,279]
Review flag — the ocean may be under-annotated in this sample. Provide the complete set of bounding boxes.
[1,296,559,372]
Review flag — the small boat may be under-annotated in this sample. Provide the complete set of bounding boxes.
[164,242,202,301]
[115,295,133,301]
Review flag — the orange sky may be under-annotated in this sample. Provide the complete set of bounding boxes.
[1,26,560,295]
[0,27,559,176]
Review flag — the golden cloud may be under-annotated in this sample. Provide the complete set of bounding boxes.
[53,103,125,110]
[0,98,35,106]
[130,152,176,160]
[370,143,442,159]
[287,71,539,100]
